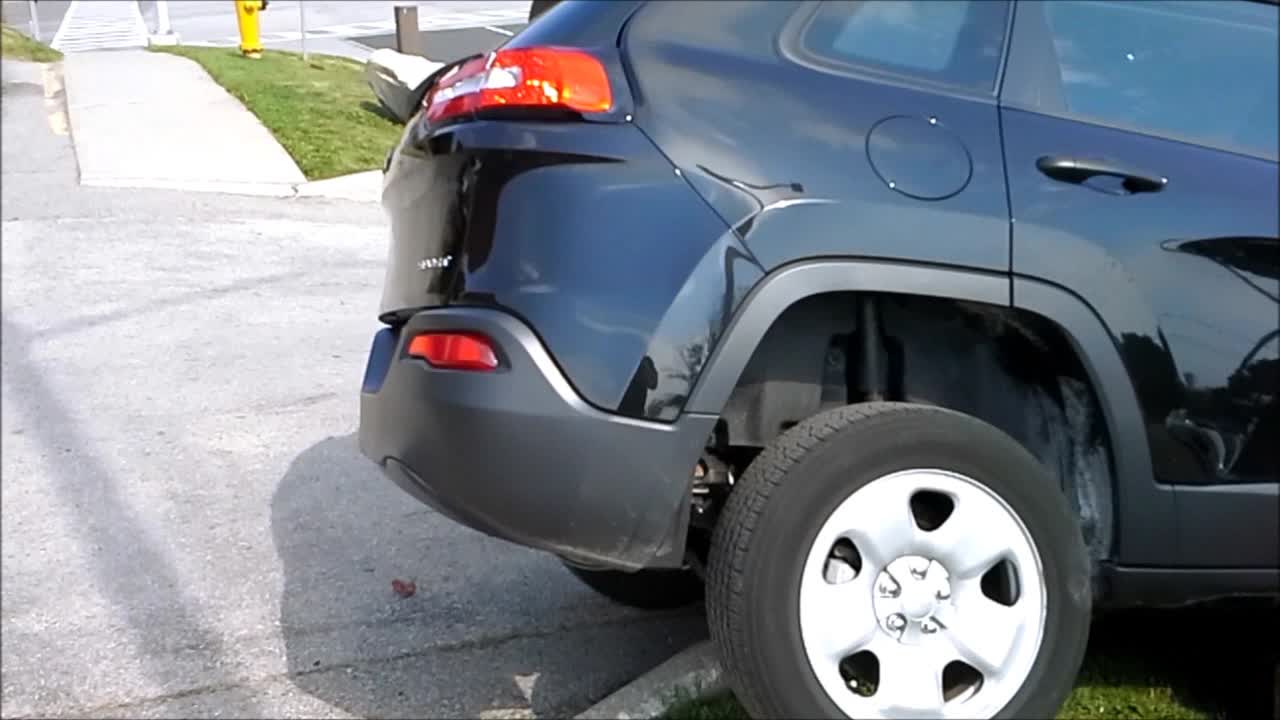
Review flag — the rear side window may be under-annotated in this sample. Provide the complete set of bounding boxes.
[797,0,1012,93]
[1003,0,1279,160]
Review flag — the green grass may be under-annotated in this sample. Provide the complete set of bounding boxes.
[665,691,744,720]
[1,24,63,62]
[151,46,403,180]
[665,606,1279,720]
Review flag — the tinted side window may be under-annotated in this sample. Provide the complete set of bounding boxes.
[1003,0,1279,160]
[798,0,1011,92]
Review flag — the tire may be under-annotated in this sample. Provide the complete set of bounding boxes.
[707,402,1091,719]
[563,561,704,611]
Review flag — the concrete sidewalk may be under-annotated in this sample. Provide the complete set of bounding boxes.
[63,50,308,197]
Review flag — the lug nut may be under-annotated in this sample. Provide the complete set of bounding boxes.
[921,619,939,634]
[877,578,901,598]
[886,614,906,631]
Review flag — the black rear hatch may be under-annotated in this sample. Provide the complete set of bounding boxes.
[374,0,644,325]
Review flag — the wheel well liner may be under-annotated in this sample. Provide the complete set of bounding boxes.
[686,260,1009,412]
[684,260,1172,566]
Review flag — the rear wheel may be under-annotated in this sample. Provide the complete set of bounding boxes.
[707,402,1091,718]
[562,561,703,611]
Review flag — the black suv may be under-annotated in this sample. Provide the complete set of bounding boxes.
[359,1,1279,717]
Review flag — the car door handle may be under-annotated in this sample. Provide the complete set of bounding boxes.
[1036,155,1167,194]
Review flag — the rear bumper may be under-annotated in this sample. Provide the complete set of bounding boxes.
[358,306,717,570]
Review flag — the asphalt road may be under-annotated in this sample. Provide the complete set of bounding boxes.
[356,25,523,61]
[2,1,528,60]
[0,60,704,718]
[0,0,72,41]
[141,0,529,61]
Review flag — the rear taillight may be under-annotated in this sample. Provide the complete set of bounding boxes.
[407,332,500,371]
[424,47,613,124]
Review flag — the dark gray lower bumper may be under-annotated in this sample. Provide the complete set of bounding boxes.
[358,307,717,570]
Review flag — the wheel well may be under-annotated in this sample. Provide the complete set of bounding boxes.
[708,292,1116,566]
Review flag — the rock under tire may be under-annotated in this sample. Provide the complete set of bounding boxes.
[706,401,1092,719]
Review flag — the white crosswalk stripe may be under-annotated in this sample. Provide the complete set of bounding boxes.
[188,7,528,49]
[51,0,149,53]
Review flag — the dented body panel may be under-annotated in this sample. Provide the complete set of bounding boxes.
[357,0,1279,602]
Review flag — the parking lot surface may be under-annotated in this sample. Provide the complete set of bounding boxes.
[0,59,704,719]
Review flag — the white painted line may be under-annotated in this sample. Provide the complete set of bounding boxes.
[133,0,151,31]
[51,0,149,52]
[181,7,527,48]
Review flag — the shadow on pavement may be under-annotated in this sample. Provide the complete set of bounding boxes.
[271,434,707,718]
[0,314,264,716]
[1081,604,1279,719]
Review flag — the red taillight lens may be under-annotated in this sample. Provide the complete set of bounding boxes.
[424,47,613,123]
[407,332,499,371]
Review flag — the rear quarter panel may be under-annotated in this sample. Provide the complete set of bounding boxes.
[381,118,731,415]
[620,0,1015,419]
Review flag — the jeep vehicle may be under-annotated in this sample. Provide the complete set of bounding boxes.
[358,1,1279,717]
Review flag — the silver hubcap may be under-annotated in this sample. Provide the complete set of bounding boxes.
[799,469,1046,719]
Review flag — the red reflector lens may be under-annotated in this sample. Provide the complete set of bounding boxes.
[424,46,613,123]
[407,332,499,371]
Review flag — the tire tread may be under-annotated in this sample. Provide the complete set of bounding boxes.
[708,402,929,717]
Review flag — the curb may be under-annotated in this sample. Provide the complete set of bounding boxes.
[78,176,298,197]
[575,641,725,720]
[74,169,384,203]
[293,169,383,203]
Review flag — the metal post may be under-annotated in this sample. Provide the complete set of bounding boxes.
[156,0,171,35]
[394,5,423,56]
[298,0,307,61]
[28,0,39,41]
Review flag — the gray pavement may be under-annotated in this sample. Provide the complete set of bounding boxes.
[1,58,705,718]
[55,24,520,197]
[576,641,723,720]
[357,25,524,62]
[63,50,306,194]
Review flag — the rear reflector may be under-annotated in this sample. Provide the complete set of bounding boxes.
[407,332,499,371]
[424,46,613,123]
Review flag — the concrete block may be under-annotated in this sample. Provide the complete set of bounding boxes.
[365,48,441,123]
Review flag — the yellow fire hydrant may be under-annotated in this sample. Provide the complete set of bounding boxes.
[235,0,268,58]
